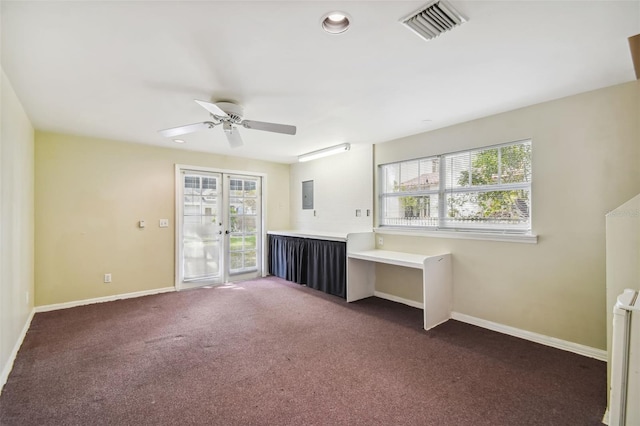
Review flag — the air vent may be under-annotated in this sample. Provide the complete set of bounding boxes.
[401,0,467,42]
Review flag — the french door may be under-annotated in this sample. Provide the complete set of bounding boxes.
[176,166,263,290]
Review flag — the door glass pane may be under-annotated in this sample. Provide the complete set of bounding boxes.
[229,196,242,234]
[243,198,257,215]
[244,217,256,233]
[244,250,257,268]
[230,252,243,270]
[228,176,260,274]
[229,179,243,197]
[182,173,221,282]
[243,181,257,196]
[229,234,243,251]
[244,233,256,250]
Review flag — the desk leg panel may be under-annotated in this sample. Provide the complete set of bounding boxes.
[347,258,376,302]
[423,254,453,330]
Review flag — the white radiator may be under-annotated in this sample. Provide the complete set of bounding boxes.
[610,289,640,426]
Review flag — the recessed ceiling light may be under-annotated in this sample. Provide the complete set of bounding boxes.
[321,11,351,34]
[173,139,185,144]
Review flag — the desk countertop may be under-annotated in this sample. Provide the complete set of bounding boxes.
[267,230,349,242]
[347,249,430,269]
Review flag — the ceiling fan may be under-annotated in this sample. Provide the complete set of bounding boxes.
[159,100,297,148]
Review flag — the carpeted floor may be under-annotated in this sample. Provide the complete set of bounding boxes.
[0,277,606,425]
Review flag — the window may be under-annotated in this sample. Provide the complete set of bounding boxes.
[379,140,532,233]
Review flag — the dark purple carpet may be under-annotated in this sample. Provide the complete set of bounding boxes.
[0,277,606,425]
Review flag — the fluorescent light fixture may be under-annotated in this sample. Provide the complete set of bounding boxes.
[173,139,185,144]
[298,143,350,162]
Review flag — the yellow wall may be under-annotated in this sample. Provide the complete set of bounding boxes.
[1,69,34,385]
[373,81,640,350]
[605,193,640,403]
[375,264,423,301]
[35,132,290,306]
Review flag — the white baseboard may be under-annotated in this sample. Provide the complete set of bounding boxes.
[374,291,424,309]
[451,312,607,361]
[1,308,35,395]
[35,287,176,313]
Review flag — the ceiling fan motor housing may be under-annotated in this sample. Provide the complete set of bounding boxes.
[215,101,244,123]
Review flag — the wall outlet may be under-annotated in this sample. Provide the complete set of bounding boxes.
[378,236,384,246]
[104,273,112,283]
[159,219,169,228]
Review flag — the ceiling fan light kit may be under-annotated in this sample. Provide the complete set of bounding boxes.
[298,143,351,163]
[159,100,296,148]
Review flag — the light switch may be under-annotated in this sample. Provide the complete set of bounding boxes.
[138,220,145,228]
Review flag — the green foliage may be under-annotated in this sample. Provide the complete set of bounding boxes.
[452,144,531,220]
[457,144,531,186]
[230,234,256,251]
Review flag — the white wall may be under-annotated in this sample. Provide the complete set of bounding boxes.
[0,69,35,391]
[289,143,373,234]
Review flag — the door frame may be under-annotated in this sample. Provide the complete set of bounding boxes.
[174,164,268,290]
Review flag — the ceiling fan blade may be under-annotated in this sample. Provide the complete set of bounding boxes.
[225,130,244,148]
[158,121,216,138]
[241,120,296,135]
[223,122,243,148]
[195,100,228,118]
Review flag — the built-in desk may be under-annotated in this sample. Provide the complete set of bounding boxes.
[268,230,452,330]
[346,234,452,331]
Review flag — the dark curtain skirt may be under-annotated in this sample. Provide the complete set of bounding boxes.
[268,234,346,299]
[305,238,346,298]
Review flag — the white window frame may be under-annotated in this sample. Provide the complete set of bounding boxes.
[378,139,533,240]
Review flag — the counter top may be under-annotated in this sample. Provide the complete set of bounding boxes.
[267,230,349,242]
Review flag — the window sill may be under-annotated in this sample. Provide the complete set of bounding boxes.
[373,227,538,244]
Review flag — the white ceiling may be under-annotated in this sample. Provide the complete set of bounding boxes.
[2,1,639,164]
